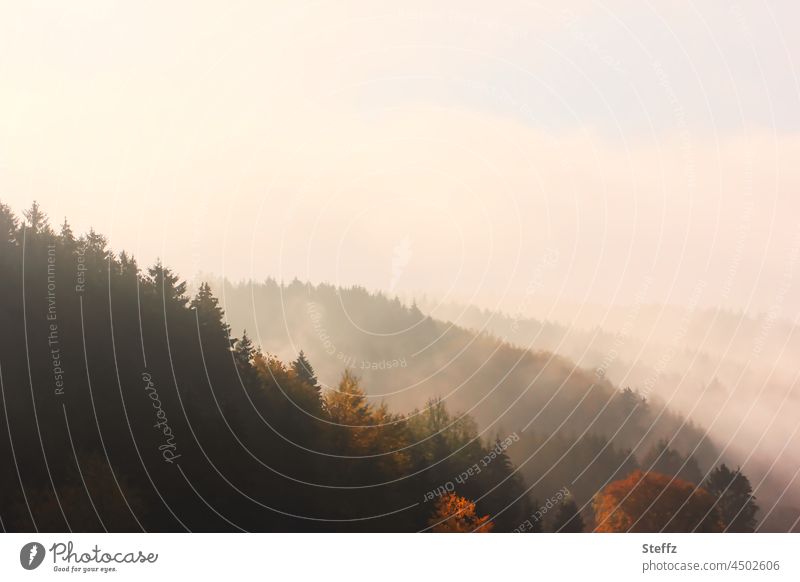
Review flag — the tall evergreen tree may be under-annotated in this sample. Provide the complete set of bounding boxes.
[60,218,75,244]
[148,260,188,306]
[0,202,18,245]
[527,499,543,533]
[191,282,230,337]
[118,250,139,281]
[22,200,51,235]
[232,331,255,372]
[291,350,319,392]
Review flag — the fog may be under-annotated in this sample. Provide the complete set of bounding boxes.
[200,276,800,529]
[2,1,800,314]
[2,0,799,529]
[418,298,800,520]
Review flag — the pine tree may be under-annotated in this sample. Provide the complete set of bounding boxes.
[83,228,108,255]
[118,251,139,281]
[704,464,758,532]
[22,200,51,235]
[60,218,75,244]
[291,350,319,392]
[0,202,18,245]
[410,299,423,320]
[191,282,230,337]
[527,499,543,532]
[479,436,532,532]
[148,260,188,306]
[80,228,111,275]
[232,331,255,369]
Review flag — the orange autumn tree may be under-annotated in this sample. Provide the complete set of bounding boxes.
[428,493,494,532]
[594,470,723,532]
[323,370,410,474]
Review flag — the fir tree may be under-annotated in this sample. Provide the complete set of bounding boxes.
[148,260,188,306]
[22,200,51,235]
[232,331,255,370]
[0,202,17,245]
[291,350,319,392]
[191,282,230,337]
[118,251,139,281]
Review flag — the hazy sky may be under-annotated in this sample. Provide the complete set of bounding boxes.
[2,0,799,319]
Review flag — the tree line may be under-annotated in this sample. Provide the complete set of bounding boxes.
[0,202,758,532]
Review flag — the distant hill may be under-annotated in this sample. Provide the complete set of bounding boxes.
[204,277,722,511]
[0,200,779,532]
[411,297,800,528]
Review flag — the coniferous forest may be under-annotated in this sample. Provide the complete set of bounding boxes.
[0,202,767,532]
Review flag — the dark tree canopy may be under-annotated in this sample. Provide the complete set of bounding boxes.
[704,464,758,533]
[642,439,703,485]
[551,498,585,533]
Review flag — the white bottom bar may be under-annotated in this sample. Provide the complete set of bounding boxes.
[1,533,798,581]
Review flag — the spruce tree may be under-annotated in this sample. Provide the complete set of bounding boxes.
[23,200,51,235]
[291,350,319,392]
[148,260,188,306]
[0,202,17,246]
[232,331,255,370]
[118,251,139,281]
[191,282,230,337]
[60,218,75,244]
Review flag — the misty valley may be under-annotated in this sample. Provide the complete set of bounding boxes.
[0,201,786,533]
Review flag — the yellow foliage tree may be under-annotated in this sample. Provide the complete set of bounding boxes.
[593,470,723,532]
[324,370,410,473]
[428,493,494,532]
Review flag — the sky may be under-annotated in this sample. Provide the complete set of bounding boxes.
[2,0,800,320]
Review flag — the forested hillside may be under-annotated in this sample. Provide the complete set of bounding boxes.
[0,202,761,532]
[204,279,716,448]
[204,278,759,529]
